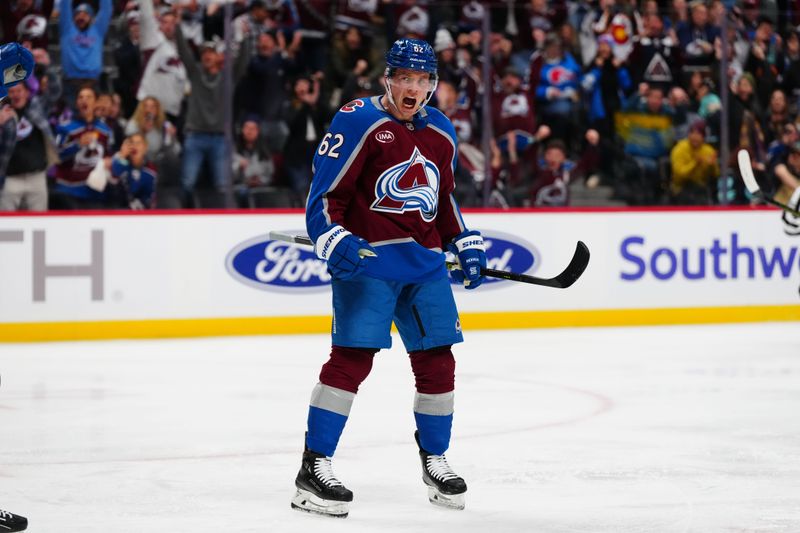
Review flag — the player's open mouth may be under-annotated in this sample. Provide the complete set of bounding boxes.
[402,97,417,110]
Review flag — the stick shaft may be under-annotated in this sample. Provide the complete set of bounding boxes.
[268,231,589,289]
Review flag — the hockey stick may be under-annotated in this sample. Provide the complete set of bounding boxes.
[268,231,590,289]
[737,150,800,217]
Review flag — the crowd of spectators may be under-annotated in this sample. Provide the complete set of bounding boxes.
[1,0,800,210]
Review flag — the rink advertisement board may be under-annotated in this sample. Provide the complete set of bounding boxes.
[1,208,800,341]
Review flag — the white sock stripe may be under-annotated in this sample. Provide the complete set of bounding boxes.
[310,383,356,416]
[414,391,454,416]
[315,225,351,261]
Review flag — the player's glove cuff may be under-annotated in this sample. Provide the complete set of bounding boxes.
[783,187,800,236]
[314,225,352,260]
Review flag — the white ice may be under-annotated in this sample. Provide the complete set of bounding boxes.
[1,323,800,532]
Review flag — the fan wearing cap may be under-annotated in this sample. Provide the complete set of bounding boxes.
[292,38,485,518]
[669,119,719,204]
[58,0,113,107]
[0,0,55,47]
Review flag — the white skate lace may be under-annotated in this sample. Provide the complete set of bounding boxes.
[426,454,459,482]
[313,457,344,487]
[0,509,13,519]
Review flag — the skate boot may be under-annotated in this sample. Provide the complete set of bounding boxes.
[414,431,467,510]
[291,444,353,518]
[0,509,27,532]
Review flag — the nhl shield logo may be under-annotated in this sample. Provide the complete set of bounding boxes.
[371,147,440,222]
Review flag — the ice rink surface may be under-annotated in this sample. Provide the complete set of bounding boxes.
[1,323,799,532]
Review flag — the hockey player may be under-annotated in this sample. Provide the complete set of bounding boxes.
[291,38,487,518]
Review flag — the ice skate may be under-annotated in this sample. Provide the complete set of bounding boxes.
[414,431,467,510]
[0,509,27,532]
[291,445,353,518]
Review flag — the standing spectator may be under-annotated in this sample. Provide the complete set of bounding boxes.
[329,26,384,103]
[334,0,382,34]
[233,0,273,49]
[282,74,328,201]
[52,86,114,209]
[59,0,113,107]
[113,10,143,119]
[629,12,681,91]
[669,119,719,204]
[0,83,59,212]
[782,28,800,109]
[728,72,766,161]
[675,0,720,72]
[591,0,639,63]
[137,0,187,125]
[175,23,251,207]
[582,33,633,187]
[534,34,582,148]
[232,117,277,207]
[744,15,784,111]
[294,0,332,75]
[0,0,55,46]
[108,133,157,209]
[236,30,294,152]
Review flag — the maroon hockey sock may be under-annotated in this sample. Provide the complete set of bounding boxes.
[318,346,378,393]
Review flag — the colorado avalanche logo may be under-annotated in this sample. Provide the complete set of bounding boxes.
[371,147,440,222]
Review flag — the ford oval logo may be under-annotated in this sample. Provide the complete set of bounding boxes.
[226,235,331,291]
[449,230,538,287]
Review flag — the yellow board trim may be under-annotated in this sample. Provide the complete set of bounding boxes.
[2,305,800,342]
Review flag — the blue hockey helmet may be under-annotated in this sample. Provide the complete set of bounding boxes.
[384,38,439,116]
[385,38,438,75]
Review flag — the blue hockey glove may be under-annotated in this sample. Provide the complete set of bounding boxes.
[0,43,35,100]
[315,225,377,280]
[447,230,486,290]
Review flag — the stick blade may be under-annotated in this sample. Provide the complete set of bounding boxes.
[551,240,591,288]
[737,150,761,195]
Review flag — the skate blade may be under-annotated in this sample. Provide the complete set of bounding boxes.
[291,489,349,518]
[427,486,465,510]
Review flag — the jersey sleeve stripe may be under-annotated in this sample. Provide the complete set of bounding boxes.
[321,117,392,226]
[449,193,466,233]
[427,123,457,172]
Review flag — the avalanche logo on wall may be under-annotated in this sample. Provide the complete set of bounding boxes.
[371,147,440,221]
[448,230,538,289]
[225,234,331,291]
